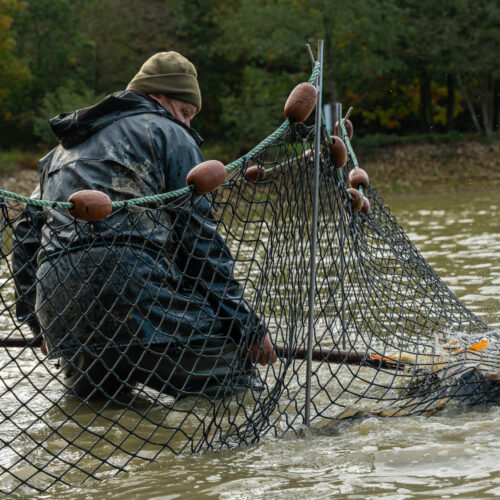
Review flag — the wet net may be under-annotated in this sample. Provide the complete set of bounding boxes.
[1,70,499,496]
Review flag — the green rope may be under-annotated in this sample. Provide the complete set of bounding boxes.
[225,120,290,173]
[1,63,322,211]
[225,61,321,174]
[339,119,364,196]
[111,186,193,208]
[340,120,359,170]
[0,188,73,208]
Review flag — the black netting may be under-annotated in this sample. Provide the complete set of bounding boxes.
[0,121,498,495]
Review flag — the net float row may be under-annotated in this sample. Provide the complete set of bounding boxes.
[66,165,370,221]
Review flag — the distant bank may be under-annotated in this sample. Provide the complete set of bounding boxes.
[1,136,498,198]
[359,136,499,195]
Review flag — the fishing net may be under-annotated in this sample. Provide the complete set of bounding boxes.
[0,66,498,495]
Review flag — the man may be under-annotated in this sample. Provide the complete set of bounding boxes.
[14,51,276,400]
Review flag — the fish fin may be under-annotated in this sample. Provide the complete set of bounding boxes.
[370,353,399,363]
[467,339,489,352]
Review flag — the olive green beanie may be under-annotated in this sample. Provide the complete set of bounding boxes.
[126,51,201,112]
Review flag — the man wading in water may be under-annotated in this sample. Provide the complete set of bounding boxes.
[14,51,277,399]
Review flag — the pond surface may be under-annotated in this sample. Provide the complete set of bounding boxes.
[34,188,499,499]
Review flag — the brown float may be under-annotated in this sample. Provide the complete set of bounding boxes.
[334,119,354,139]
[186,160,227,194]
[347,188,364,213]
[362,196,371,214]
[284,82,318,123]
[244,165,266,182]
[348,168,370,191]
[67,190,112,222]
[328,136,348,168]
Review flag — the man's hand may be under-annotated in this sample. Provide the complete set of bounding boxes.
[250,333,278,366]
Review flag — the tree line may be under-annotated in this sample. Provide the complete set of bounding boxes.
[0,0,498,154]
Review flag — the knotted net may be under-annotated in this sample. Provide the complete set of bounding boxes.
[0,79,498,496]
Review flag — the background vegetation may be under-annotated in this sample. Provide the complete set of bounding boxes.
[0,0,498,160]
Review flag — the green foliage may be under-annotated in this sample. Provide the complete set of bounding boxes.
[0,0,498,150]
[220,67,300,151]
[33,83,101,146]
[0,0,30,111]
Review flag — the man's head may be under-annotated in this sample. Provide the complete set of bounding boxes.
[127,51,201,125]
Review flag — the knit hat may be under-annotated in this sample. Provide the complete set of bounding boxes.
[126,51,201,112]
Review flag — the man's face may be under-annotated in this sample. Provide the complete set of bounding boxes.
[157,95,197,127]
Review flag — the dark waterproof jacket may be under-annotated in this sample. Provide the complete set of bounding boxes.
[14,91,263,357]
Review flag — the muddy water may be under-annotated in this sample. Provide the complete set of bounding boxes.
[25,188,498,499]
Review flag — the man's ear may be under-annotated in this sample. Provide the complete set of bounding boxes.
[148,94,167,109]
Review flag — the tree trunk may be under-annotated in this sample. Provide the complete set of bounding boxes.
[419,76,433,132]
[425,78,434,129]
[419,77,427,132]
[322,5,337,110]
[446,74,455,131]
[457,73,482,133]
[480,77,494,138]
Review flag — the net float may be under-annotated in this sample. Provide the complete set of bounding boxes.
[244,165,266,182]
[328,136,348,168]
[334,119,354,139]
[186,160,227,194]
[348,168,370,191]
[347,188,363,213]
[67,190,112,222]
[362,196,371,214]
[284,82,318,123]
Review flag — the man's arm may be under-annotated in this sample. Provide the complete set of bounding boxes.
[160,128,276,364]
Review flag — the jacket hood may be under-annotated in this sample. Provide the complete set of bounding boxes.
[49,90,203,149]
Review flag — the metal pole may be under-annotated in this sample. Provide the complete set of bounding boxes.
[335,103,343,138]
[336,104,348,350]
[305,39,323,427]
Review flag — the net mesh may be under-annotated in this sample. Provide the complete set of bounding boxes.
[0,116,498,495]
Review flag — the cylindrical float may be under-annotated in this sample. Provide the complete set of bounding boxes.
[334,119,354,140]
[284,82,318,123]
[362,196,371,214]
[244,165,266,182]
[186,160,227,194]
[347,188,363,213]
[328,136,348,168]
[67,190,113,222]
[348,168,370,191]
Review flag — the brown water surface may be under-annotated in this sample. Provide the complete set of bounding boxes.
[28,188,500,499]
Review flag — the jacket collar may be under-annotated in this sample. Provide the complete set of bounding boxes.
[126,89,204,146]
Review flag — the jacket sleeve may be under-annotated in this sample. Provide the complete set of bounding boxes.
[11,186,44,336]
[160,126,266,343]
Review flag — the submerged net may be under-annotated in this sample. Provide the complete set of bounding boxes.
[1,76,499,496]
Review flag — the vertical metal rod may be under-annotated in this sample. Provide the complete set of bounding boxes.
[305,39,323,427]
[340,205,347,350]
[335,103,347,350]
[335,103,343,139]
[305,44,315,67]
